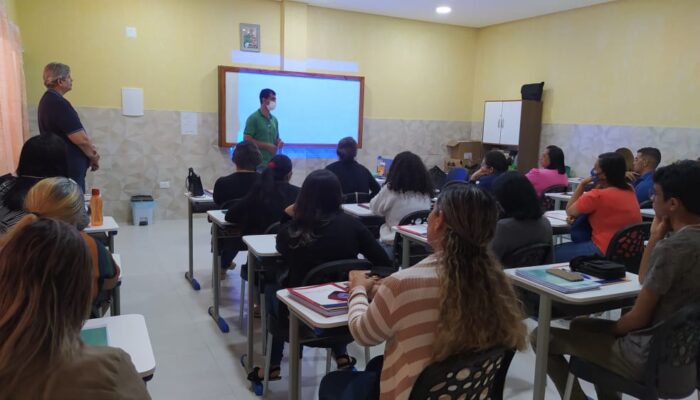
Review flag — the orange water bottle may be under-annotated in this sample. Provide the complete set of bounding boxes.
[90,188,103,226]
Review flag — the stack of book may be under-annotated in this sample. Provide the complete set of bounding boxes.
[288,283,349,317]
[515,267,601,294]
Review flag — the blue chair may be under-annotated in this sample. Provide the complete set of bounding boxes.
[445,167,468,183]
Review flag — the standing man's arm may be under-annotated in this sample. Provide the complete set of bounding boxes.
[67,129,100,171]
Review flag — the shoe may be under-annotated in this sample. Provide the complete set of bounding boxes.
[335,354,357,370]
[247,365,281,383]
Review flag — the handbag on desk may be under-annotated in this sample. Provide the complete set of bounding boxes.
[186,167,204,196]
[569,255,626,280]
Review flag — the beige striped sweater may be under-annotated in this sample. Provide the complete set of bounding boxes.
[348,255,441,400]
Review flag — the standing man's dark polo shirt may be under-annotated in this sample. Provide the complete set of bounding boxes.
[38,89,90,189]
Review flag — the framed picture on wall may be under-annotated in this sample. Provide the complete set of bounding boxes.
[240,23,260,52]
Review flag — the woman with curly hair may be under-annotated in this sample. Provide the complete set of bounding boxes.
[320,183,527,400]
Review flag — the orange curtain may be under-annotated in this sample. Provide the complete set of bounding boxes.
[0,5,27,176]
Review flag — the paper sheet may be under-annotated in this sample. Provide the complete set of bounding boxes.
[180,111,198,135]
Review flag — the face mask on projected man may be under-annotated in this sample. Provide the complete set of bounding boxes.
[267,100,276,111]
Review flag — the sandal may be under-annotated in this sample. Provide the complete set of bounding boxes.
[247,366,281,383]
[335,355,357,370]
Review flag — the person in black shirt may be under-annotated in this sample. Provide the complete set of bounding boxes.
[213,141,261,275]
[326,137,380,199]
[37,62,99,192]
[225,154,299,233]
[213,141,262,207]
[246,170,391,383]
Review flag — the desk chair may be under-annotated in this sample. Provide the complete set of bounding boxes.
[564,303,700,400]
[605,222,651,274]
[540,184,567,211]
[393,210,432,268]
[408,348,515,400]
[342,192,371,204]
[259,259,376,395]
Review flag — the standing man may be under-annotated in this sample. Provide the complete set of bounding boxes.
[38,62,99,192]
[243,88,283,166]
[631,147,661,205]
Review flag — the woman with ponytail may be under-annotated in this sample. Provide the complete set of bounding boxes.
[319,183,527,400]
[0,218,149,399]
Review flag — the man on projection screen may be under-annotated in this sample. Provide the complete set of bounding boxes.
[243,88,284,167]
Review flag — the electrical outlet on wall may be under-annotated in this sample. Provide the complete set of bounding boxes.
[159,181,170,189]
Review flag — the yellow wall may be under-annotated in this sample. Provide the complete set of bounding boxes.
[471,0,700,127]
[16,0,477,121]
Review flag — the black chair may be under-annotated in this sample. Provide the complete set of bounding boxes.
[540,184,568,212]
[501,243,552,269]
[393,210,432,267]
[408,348,515,400]
[565,303,700,400]
[605,222,651,274]
[342,192,371,204]
[259,259,375,394]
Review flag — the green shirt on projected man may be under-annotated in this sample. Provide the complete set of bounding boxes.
[244,88,283,165]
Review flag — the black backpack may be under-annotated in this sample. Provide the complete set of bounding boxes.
[186,167,204,196]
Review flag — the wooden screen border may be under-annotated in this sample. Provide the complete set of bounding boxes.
[217,66,365,148]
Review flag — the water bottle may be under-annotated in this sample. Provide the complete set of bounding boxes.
[376,156,385,176]
[89,188,104,226]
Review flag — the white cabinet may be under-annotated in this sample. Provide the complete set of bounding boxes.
[480,100,543,173]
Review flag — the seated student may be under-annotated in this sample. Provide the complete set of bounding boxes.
[326,136,380,199]
[0,133,68,234]
[319,183,527,400]
[616,147,636,183]
[534,160,700,400]
[469,150,509,192]
[525,145,569,197]
[491,172,553,263]
[555,153,641,262]
[225,154,299,234]
[213,140,262,274]
[631,147,661,205]
[21,177,120,317]
[213,140,262,207]
[0,218,150,399]
[369,151,433,246]
[246,170,391,383]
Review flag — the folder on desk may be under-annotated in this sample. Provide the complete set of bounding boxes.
[397,224,428,237]
[515,267,601,294]
[358,203,370,209]
[289,283,349,317]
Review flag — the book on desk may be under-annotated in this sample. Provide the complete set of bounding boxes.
[515,267,601,294]
[397,224,428,237]
[288,282,349,317]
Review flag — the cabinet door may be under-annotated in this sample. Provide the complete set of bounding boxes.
[500,101,522,145]
[482,101,502,144]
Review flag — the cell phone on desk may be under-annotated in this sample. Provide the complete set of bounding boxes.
[547,268,583,282]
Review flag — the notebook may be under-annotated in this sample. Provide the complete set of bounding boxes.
[358,203,370,209]
[397,224,428,237]
[544,210,568,221]
[81,326,109,346]
[515,267,601,294]
[288,283,349,317]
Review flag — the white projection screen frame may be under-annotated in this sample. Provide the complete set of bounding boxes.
[218,66,365,148]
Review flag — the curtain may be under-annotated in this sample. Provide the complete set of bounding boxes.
[0,5,27,176]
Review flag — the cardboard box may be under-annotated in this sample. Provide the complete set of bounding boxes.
[445,140,482,170]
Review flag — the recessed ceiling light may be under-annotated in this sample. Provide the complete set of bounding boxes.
[436,6,452,14]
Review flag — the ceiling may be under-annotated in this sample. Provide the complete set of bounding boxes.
[301,0,615,28]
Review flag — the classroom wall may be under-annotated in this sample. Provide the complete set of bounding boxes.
[17,0,478,221]
[470,0,700,175]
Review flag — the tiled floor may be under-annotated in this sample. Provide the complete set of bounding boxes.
[114,217,697,400]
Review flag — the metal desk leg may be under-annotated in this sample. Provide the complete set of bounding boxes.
[289,313,300,400]
[108,233,115,253]
[111,284,121,316]
[533,295,552,400]
[402,236,410,269]
[243,252,256,372]
[555,198,563,210]
[185,201,200,290]
[208,225,229,333]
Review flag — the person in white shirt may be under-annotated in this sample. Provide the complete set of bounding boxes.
[370,151,434,253]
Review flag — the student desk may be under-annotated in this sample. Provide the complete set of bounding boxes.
[341,203,377,218]
[567,177,583,191]
[391,224,431,269]
[206,209,244,333]
[641,208,655,220]
[85,216,119,253]
[185,192,217,290]
[277,288,349,400]
[544,192,573,210]
[241,234,280,374]
[83,314,156,379]
[544,210,572,236]
[505,265,641,400]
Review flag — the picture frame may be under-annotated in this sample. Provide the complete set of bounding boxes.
[240,23,260,52]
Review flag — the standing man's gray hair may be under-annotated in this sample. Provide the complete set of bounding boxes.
[43,62,71,88]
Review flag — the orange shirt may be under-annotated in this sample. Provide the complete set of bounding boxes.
[574,187,642,254]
